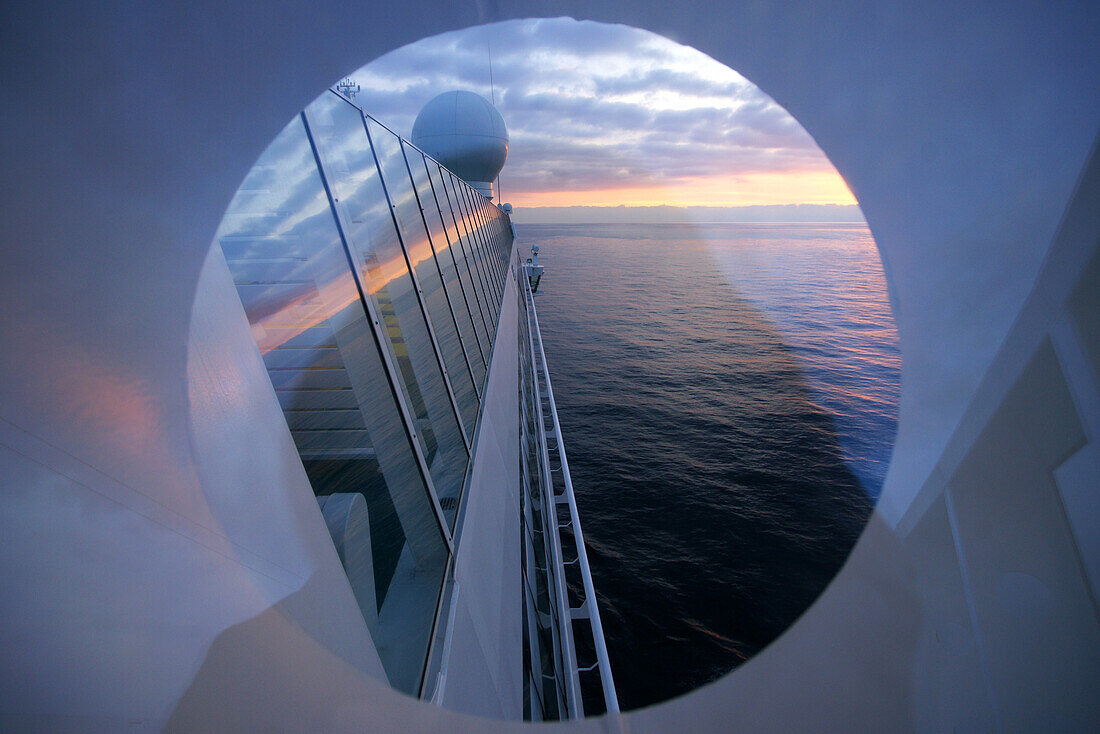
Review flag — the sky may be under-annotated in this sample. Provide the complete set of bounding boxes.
[344,18,861,220]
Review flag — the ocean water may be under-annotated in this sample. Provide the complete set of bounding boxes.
[520,222,901,711]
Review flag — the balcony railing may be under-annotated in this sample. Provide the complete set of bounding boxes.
[520,263,619,718]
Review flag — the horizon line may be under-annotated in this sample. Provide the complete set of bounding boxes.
[513,220,868,225]
[508,203,862,209]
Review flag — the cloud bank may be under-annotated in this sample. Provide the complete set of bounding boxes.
[343,18,855,209]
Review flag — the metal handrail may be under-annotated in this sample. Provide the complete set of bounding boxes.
[525,288,582,717]
[523,269,620,716]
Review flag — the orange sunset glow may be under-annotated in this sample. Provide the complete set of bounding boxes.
[504,169,858,209]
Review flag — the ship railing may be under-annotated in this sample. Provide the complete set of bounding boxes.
[522,266,620,717]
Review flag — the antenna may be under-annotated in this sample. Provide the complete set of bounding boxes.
[487,41,495,105]
[335,77,360,99]
[488,41,502,201]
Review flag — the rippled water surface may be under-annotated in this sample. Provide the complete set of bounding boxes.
[520,222,900,710]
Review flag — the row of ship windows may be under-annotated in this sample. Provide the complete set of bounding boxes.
[214,89,514,695]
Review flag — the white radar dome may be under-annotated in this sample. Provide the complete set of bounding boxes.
[412,91,508,200]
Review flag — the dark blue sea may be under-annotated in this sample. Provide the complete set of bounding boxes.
[519,222,900,711]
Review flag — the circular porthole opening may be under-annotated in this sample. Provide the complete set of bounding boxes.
[210,16,899,719]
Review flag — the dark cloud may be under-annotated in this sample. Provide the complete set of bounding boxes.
[335,18,836,197]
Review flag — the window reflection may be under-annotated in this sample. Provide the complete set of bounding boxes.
[435,164,495,355]
[463,182,500,308]
[479,198,504,294]
[215,114,447,695]
[449,172,498,341]
[404,147,485,432]
[419,160,490,386]
[488,204,507,285]
[214,85,514,698]
[382,135,479,449]
[467,193,498,302]
[304,93,469,526]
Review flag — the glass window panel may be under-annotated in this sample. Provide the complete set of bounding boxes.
[484,202,507,292]
[487,206,505,285]
[393,140,481,446]
[500,218,512,285]
[471,196,501,300]
[451,175,498,336]
[497,207,511,270]
[485,203,506,289]
[363,118,472,522]
[483,204,505,303]
[498,213,511,279]
[412,152,488,392]
[495,208,511,281]
[465,188,500,304]
[479,202,496,269]
[464,193,490,285]
[429,163,493,362]
[484,206,500,283]
[305,92,468,528]
[466,192,501,327]
[444,171,496,345]
[215,113,447,695]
